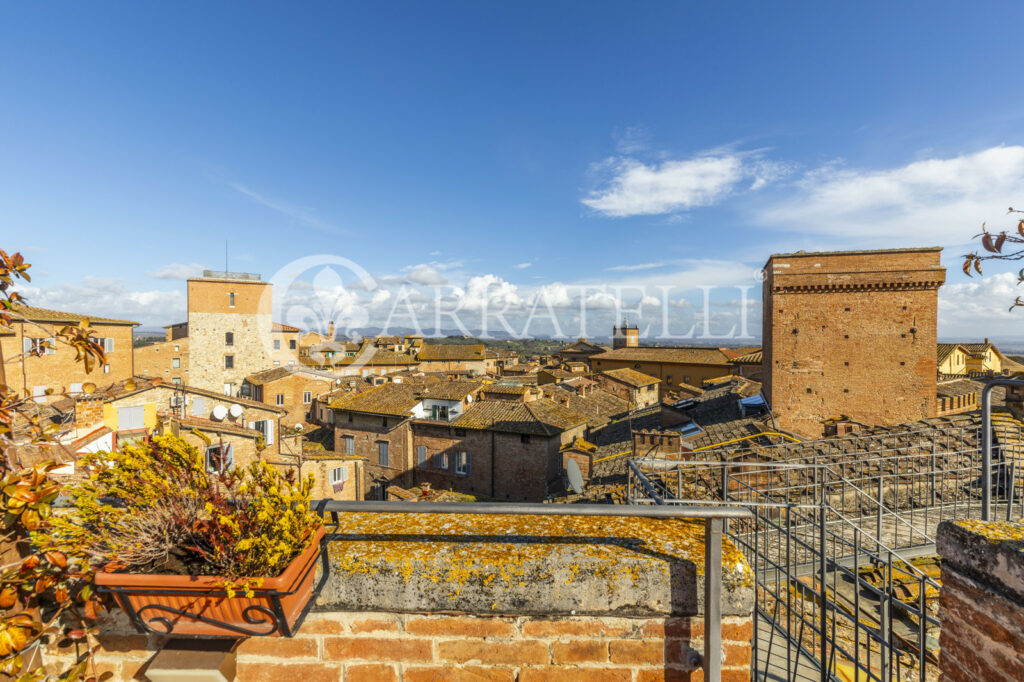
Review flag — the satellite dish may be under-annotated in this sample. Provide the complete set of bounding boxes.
[228,404,243,419]
[566,459,585,494]
[211,404,228,421]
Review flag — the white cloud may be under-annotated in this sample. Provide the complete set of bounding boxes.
[371,289,392,306]
[151,263,205,280]
[641,295,661,307]
[939,271,1024,338]
[451,275,523,312]
[406,265,447,286]
[607,262,665,272]
[514,262,533,269]
[20,278,186,326]
[757,146,1024,243]
[582,149,786,218]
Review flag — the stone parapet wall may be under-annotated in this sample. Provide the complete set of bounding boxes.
[45,511,754,681]
[936,519,1024,681]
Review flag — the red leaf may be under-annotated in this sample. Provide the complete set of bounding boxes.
[67,629,86,640]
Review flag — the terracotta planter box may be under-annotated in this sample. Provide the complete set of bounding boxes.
[95,526,326,638]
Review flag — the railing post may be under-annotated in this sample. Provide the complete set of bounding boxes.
[704,516,723,682]
[978,379,1024,521]
[819,502,828,682]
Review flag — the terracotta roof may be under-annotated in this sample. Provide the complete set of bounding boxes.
[328,383,420,416]
[417,344,485,361]
[590,346,734,365]
[559,338,606,354]
[480,383,532,395]
[273,322,301,333]
[730,350,763,365]
[937,344,966,364]
[245,366,336,386]
[302,348,418,368]
[417,380,481,402]
[600,368,660,387]
[452,399,589,436]
[172,416,265,439]
[3,304,137,327]
[93,377,285,415]
[540,386,629,428]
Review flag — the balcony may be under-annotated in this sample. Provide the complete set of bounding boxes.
[44,503,753,681]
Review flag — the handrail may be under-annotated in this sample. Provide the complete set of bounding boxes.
[981,378,1024,520]
[311,498,750,682]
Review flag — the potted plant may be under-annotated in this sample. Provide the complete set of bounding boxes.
[38,435,325,638]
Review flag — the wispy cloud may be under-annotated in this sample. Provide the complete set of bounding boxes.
[756,145,1024,244]
[151,263,204,280]
[514,262,533,269]
[606,262,665,272]
[229,182,345,234]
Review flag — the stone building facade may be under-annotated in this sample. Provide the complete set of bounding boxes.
[762,248,946,437]
[186,272,273,396]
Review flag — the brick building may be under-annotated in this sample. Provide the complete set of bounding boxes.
[415,343,486,376]
[329,381,589,500]
[594,367,661,409]
[0,305,137,401]
[589,344,743,391]
[241,366,339,428]
[762,247,946,437]
[132,327,190,386]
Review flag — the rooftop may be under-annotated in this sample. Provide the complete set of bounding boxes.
[2,304,138,327]
[417,343,486,361]
[600,367,661,387]
[452,399,590,436]
[591,346,735,366]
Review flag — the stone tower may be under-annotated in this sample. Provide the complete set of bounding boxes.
[762,248,945,437]
[613,320,639,349]
[186,271,273,396]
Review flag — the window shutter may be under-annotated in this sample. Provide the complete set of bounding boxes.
[22,338,31,353]
[266,420,274,445]
[191,397,206,417]
[47,337,56,355]
[466,452,472,475]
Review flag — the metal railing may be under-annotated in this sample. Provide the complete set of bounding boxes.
[312,499,751,682]
[626,385,1024,682]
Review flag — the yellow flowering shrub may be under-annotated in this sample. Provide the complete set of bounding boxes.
[39,435,322,581]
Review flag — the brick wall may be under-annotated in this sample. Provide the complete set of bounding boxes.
[590,358,731,393]
[936,520,1024,682]
[763,248,946,437]
[133,337,189,385]
[50,609,752,682]
[1,321,134,399]
[334,414,414,497]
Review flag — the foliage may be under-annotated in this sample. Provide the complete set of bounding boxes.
[39,435,321,586]
[0,248,113,680]
[962,208,1024,310]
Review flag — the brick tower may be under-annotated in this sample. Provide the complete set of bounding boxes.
[613,320,639,349]
[186,271,273,396]
[762,248,946,437]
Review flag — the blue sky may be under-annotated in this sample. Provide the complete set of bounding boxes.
[3,2,1024,340]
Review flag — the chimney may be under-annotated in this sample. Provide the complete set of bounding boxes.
[985,338,990,345]
[74,396,105,431]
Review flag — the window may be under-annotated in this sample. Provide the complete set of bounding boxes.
[381,416,388,427]
[329,466,348,488]
[172,357,181,369]
[378,442,389,467]
[682,376,690,384]
[172,377,182,385]
[276,393,285,406]
[225,332,234,346]
[273,339,281,350]
[289,340,297,350]
[520,434,531,444]
[303,391,312,404]
[417,445,428,468]
[69,382,83,394]
[24,337,55,355]
[174,345,179,352]
[430,405,449,420]
[273,361,280,366]
[229,292,235,308]
[32,386,46,402]
[225,355,234,369]
[343,435,354,455]
[223,383,234,396]
[103,364,110,374]
[434,452,449,470]
[456,452,471,476]
[205,444,233,474]
[455,428,466,437]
